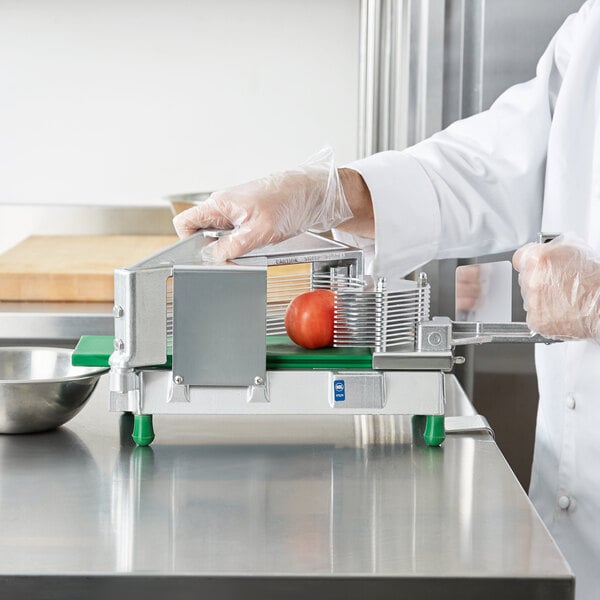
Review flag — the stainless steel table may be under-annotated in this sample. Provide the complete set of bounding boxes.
[0,375,573,600]
[0,301,113,344]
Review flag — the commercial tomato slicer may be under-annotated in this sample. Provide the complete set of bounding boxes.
[72,231,551,447]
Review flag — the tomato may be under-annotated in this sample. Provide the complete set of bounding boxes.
[284,289,335,349]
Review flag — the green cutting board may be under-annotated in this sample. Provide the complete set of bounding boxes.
[266,336,372,370]
[72,335,372,371]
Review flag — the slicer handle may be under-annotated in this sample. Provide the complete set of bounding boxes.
[450,321,558,346]
[451,232,562,342]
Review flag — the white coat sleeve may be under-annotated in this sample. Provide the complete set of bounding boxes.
[342,0,595,280]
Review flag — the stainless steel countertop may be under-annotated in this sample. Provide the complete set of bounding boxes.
[0,301,114,343]
[0,375,573,600]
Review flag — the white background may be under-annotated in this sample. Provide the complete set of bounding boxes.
[0,0,360,208]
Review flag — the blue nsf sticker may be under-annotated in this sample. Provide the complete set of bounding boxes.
[333,379,346,402]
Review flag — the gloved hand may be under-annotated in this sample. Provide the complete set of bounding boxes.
[173,147,352,262]
[513,235,600,340]
[455,264,482,314]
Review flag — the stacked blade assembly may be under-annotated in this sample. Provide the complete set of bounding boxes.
[334,277,430,351]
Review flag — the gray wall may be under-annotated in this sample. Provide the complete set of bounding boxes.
[482,0,584,110]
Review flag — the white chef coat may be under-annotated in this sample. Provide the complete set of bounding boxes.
[341,1,600,598]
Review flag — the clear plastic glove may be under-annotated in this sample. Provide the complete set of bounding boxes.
[173,147,352,262]
[455,264,482,314]
[512,235,600,340]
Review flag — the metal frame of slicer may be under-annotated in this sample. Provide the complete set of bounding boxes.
[105,231,553,447]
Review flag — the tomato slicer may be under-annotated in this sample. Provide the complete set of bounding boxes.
[72,231,552,447]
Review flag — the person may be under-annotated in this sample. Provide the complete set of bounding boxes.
[173,1,600,597]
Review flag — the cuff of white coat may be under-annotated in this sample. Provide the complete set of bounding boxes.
[344,151,441,279]
[331,229,376,274]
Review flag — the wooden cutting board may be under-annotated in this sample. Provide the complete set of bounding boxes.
[0,235,178,302]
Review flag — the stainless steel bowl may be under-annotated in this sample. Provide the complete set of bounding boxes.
[165,191,212,216]
[0,347,108,434]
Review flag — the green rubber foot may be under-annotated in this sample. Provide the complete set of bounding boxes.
[132,414,155,446]
[424,415,445,447]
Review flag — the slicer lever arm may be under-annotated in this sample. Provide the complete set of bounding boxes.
[417,317,559,353]
[450,321,558,346]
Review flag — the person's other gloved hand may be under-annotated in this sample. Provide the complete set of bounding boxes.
[173,147,352,262]
[455,264,482,314]
[513,235,600,340]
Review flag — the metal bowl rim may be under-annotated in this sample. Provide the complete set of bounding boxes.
[0,346,109,385]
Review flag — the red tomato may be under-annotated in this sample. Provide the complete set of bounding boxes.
[284,289,335,349]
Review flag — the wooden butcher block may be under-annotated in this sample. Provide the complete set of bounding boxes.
[0,235,178,302]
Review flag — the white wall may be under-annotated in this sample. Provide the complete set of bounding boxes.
[0,0,360,209]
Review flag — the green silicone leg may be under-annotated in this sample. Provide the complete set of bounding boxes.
[424,415,445,447]
[132,414,155,447]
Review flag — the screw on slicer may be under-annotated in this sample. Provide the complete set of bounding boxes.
[174,375,184,385]
[427,332,443,347]
[254,376,264,386]
[113,338,124,351]
[454,356,466,365]
[113,305,124,318]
